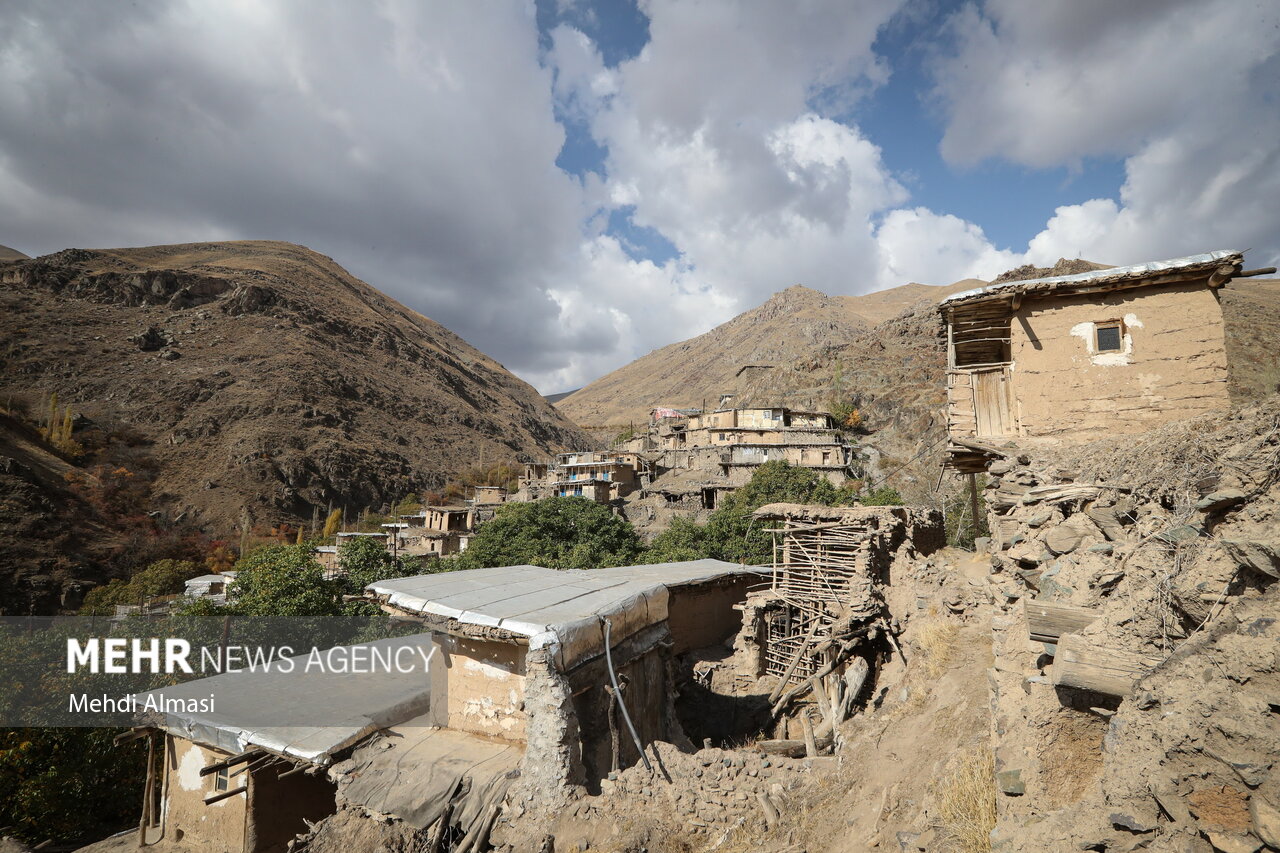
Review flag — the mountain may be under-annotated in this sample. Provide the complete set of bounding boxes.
[557,265,1280,490]
[557,279,976,429]
[0,241,591,536]
[0,244,29,261]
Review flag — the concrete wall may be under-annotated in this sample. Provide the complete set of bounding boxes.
[163,737,249,851]
[431,634,528,741]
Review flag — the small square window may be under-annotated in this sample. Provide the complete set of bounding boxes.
[1096,322,1123,352]
[214,767,230,793]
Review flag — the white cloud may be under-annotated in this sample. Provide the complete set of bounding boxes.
[875,208,1018,287]
[6,0,1276,396]
[933,0,1280,269]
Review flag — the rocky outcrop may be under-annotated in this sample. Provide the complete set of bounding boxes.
[978,396,1280,852]
[0,240,592,544]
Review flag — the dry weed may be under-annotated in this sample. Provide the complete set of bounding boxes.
[935,746,996,853]
[916,619,960,678]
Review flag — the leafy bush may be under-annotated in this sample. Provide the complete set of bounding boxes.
[81,559,203,612]
[645,461,853,566]
[456,497,642,570]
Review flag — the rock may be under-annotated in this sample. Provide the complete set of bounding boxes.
[1203,832,1260,853]
[1157,525,1204,546]
[1110,810,1157,833]
[988,460,1013,475]
[1046,524,1086,555]
[1088,543,1115,555]
[160,348,181,360]
[1250,795,1280,848]
[996,769,1025,796]
[1086,507,1128,541]
[1196,489,1248,513]
[974,536,992,553]
[1218,540,1280,579]
[1027,512,1053,528]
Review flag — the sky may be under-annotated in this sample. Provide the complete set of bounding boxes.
[1,1,1277,394]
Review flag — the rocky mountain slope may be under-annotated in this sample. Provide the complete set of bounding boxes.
[557,279,979,430]
[558,266,1280,474]
[0,241,591,535]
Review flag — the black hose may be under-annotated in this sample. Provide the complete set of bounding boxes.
[599,615,653,772]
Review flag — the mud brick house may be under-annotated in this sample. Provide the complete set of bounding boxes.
[515,451,648,503]
[366,559,769,792]
[125,634,435,853]
[941,250,1254,472]
[387,506,474,558]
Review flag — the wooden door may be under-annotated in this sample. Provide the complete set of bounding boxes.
[973,367,1014,437]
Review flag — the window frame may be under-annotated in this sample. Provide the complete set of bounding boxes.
[1094,319,1125,353]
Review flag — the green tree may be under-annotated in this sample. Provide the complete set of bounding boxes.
[81,559,202,612]
[336,536,424,594]
[0,728,146,845]
[860,486,904,506]
[645,461,851,565]
[229,544,340,620]
[457,498,642,570]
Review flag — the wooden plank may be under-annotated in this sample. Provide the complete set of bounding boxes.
[1051,634,1162,697]
[1023,600,1100,643]
[200,748,264,776]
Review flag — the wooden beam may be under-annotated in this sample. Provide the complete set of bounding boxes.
[1023,600,1100,644]
[1050,634,1162,697]
[200,748,264,776]
[1207,264,1238,289]
[203,785,249,806]
[1238,266,1277,278]
[949,436,1011,457]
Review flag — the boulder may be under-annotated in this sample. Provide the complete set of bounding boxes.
[1251,795,1280,848]
[1196,489,1248,513]
[1203,832,1261,853]
[1219,540,1280,579]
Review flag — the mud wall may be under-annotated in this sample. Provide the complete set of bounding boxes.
[430,633,528,741]
[1011,283,1230,441]
[245,762,337,853]
[667,576,758,654]
[163,737,249,851]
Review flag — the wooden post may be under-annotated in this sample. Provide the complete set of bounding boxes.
[1023,600,1100,644]
[800,710,818,758]
[138,733,155,840]
[1051,634,1162,697]
[968,473,982,544]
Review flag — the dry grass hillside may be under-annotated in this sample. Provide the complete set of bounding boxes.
[0,241,591,535]
[558,268,1280,468]
[557,279,977,431]
[0,244,29,261]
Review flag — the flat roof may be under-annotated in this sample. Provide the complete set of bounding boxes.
[368,560,767,669]
[133,633,434,766]
[941,249,1241,308]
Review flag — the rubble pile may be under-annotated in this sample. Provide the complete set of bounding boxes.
[492,741,821,851]
[978,397,1280,852]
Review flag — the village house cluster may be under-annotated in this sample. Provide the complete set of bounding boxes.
[109,249,1280,853]
[509,405,858,539]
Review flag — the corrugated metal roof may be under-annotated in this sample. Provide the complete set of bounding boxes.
[942,250,1240,307]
